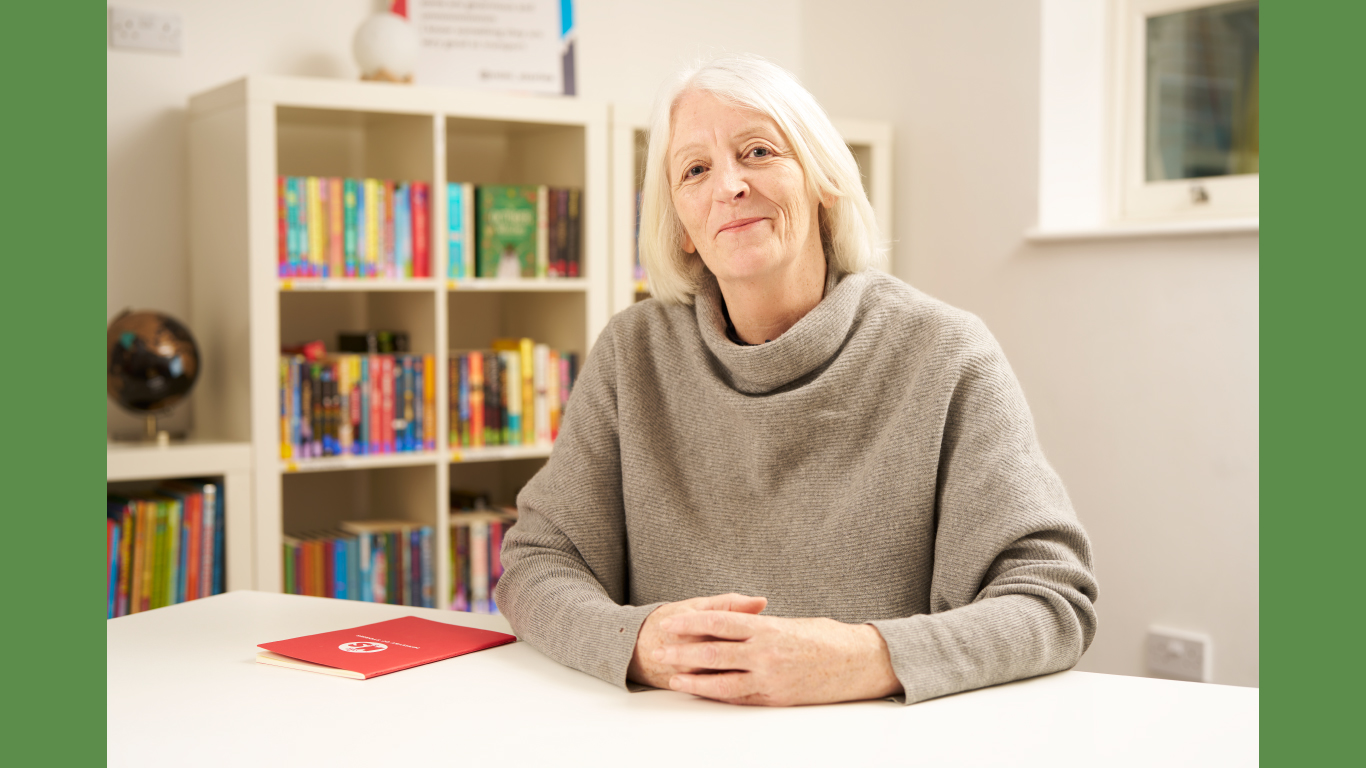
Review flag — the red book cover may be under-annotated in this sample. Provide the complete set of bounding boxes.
[257,616,515,679]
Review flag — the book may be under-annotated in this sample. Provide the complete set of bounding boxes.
[447,181,474,279]
[449,508,517,614]
[256,616,515,680]
[477,184,540,279]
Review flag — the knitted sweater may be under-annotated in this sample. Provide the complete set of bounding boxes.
[494,269,1098,704]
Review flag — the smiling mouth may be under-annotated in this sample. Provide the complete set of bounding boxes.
[718,217,765,234]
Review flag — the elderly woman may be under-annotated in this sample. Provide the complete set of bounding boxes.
[494,54,1097,706]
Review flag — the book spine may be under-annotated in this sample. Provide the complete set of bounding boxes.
[383,180,396,278]
[118,503,133,617]
[107,517,118,619]
[306,176,321,276]
[395,183,411,278]
[519,338,534,445]
[212,484,224,595]
[453,523,468,611]
[334,535,346,600]
[423,353,436,450]
[277,176,289,277]
[329,177,344,278]
[567,188,581,278]
[548,349,560,441]
[502,350,520,445]
[365,178,379,277]
[468,351,485,448]
[545,188,559,277]
[471,519,489,614]
[447,182,463,279]
[456,354,469,447]
[344,178,357,277]
[381,356,395,453]
[387,533,400,605]
[403,356,416,452]
[534,343,550,445]
[536,184,549,278]
[413,181,429,278]
[557,187,570,278]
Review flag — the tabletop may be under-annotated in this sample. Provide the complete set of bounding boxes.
[108,591,1258,767]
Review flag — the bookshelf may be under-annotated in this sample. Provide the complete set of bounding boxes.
[608,105,895,315]
[105,440,253,591]
[187,76,609,603]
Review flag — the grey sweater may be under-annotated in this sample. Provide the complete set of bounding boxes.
[494,269,1098,704]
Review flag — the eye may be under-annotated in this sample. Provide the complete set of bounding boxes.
[749,146,771,158]
[685,164,705,178]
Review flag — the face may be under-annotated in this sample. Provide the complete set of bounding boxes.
[667,90,829,286]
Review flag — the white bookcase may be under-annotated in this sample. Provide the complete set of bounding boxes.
[186,76,609,601]
[106,440,253,591]
[609,105,895,315]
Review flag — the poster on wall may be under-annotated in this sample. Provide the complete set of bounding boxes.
[409,0,576,96]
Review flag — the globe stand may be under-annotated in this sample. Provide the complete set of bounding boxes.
[145,414,171,447]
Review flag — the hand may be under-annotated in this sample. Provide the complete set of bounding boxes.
[627,593,768,690]
[653,612,903,706]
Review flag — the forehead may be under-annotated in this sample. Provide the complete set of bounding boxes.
[668,91,783,157]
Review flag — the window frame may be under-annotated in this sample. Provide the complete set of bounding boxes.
[1111,0,1259,223]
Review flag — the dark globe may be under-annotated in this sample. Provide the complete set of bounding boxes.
[107,310,201,413]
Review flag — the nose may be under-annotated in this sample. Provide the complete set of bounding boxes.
[712,156,748,202]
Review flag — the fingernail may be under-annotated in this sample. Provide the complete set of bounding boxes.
[669,676,682,690]
[651,649,664,661]
[659,619,674,632]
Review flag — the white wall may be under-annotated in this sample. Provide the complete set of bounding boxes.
[106,0,801,438]
[801,0,1258,687]
[108,0,1258,688]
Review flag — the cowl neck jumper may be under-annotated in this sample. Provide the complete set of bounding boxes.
[495,269,1098,704]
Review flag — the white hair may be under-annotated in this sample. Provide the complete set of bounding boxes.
[639,53,886,306]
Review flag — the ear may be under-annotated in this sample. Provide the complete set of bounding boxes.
[820,190,837,209]
[681,229,696,254]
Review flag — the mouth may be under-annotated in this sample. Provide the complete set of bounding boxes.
[717,217,765,234]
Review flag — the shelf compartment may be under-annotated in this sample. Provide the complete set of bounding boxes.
[282,463,438,534]
[281,452,442,474]
[447,291,586,362]
[280,290,437,357]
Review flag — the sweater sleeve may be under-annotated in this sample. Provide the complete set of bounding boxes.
[493,328,663,689]
[868,322,1099,705]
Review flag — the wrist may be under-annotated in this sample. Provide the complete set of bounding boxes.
[851,623,903,699]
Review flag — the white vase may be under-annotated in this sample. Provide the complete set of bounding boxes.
[353,12,418,83]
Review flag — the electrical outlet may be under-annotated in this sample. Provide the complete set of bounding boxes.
[1146,626,1212,683]
[108,7,183,54]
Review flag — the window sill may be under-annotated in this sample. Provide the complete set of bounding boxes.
[1025,217,1259,243]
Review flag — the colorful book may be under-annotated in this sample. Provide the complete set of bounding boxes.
[476,185,540,278]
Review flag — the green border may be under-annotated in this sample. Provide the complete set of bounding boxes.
[1265,1,1361,763]
[1,2,105,763]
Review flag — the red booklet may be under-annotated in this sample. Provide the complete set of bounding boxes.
[257,616,516,679]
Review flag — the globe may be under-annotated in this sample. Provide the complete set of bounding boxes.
[107,309,201,414]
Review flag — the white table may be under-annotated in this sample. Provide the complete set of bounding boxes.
[108,591,1257,767]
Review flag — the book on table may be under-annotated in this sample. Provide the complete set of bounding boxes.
[257,616,515,679]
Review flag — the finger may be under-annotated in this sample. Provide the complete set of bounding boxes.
[661,610,761,641]
[689,593,768,615]
[670,671,757,702]
[653,640,753,671]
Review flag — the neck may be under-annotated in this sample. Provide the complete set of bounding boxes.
[717,255,828,345]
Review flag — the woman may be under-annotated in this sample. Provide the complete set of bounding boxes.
[494,54,1098,706]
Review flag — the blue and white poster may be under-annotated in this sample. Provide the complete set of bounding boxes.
[410,0,576,95]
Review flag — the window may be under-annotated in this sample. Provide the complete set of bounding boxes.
[1115,0,1259,221]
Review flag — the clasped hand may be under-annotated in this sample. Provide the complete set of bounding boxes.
[626,593,902,706]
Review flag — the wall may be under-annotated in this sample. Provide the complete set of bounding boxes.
[801,0,1258,687]
[106,0,801,438]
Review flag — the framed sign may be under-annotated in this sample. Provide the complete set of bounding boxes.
[410,0,576,95]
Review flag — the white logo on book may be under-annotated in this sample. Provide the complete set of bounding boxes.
[339,641,387,653]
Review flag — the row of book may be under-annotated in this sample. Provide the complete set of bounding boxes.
[280,348,437,460]
[283,521,436,608]
[277,176,433,279]
[107,481,225,619]
[449,339,580,449]
[450,509,517,614]
[448,184,583,280]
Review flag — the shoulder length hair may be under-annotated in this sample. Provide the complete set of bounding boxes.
[639,54,886,306]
